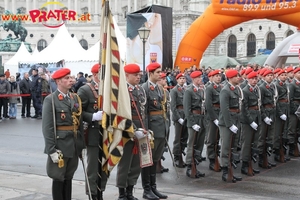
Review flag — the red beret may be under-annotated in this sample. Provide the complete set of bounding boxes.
[210,69,221,77]
[247,71,258,79]
[190,71,202,78]
[52,68,71,80]
[240,69,246,75]
[277,69,287,76]
[124,63,140,74]
[262,69,273,77]
[161,73,167,78]
[256,69,261,74]
[259,68,267,75]
[226,69,239,78]
[285,66,294,73]
[176,73,184,79]
[245,67,253,75]
[146,62,161,72]
[294,67,300,74]
[91,63,100,73]
[274,68,282,74]
[208,71,212,77]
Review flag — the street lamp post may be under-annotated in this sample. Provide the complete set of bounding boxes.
[138,26,151,82]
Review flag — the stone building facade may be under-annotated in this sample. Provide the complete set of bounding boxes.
[0,0,297,65]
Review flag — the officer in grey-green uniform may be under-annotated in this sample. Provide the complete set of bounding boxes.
[240,71,261,176]
[141,62,168,200]
[219,69,242,183]
[116,63,147,200]
[42,68,85,200]
[288,67,300,157]
[170,73,188,168]
[205,69,222,171]
[274,69,290,162]
[183,70,206,178]
[77,64,107,200]
[258,69,277,168]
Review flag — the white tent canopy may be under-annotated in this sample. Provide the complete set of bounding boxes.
[20,24,88,64]
[4,42,32,77]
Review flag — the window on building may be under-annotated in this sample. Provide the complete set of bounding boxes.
[266,32,275,50]
[247,33,256,56]
[227,35,237,57]
[286,30,294,37]
[79,39,88,50]
[37,39,47,52]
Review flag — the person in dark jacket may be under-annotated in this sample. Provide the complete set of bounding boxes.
[74,72,87,92]
[19,72,32,118]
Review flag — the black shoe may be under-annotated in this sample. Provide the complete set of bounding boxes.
[241,163,248,175]
[285,155,291,161]
[143,189,159,200]
[209,159,221,172]
[31,115,38,118]
[233,175,242,181]
[37,115,42,119]
[126,185,138,200]
[26,115,31,118]
[151,187,168,199]
[186,165,205,178]
[117,188,127,200]
[253,168,260,174]
[274,154,286,163]
[21,115,25,118]
[174,159,186,168]
[268,161,276,167]
[258,160,271,169]
[221,167,236,183]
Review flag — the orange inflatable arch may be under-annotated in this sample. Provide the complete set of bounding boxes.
[175,0,300,72]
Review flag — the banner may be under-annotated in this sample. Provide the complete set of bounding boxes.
[212,0,300,18]
[126,13,163,71]
[128,5,173,71]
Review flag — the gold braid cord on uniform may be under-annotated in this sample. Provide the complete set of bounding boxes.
[71,93,82,138]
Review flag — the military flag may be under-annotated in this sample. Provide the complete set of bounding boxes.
[99,0,134,176]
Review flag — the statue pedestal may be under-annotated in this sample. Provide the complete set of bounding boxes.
[0,40,32,53]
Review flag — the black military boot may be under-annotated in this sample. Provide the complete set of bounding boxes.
[186,164,205,178]
[63,179,72,200]
[141,167,159,200]
[150,162,168,199]
[241,161,248,175]
[209,159,215,171]
[221,167,228,182]
[117,188,127,200]
[258,154,271,169]
[174,155,186,168]
[126,185,138,200]
[52,180,64,200]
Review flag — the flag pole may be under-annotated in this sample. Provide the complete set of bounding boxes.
[97,0,110,199]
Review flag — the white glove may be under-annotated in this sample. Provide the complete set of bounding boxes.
[178,118,184,125]
[250,122,258,130]
[50,150,61,163]
[213,119,219,127]
[264,117,272,125]
[192,124,200,132]
[134,130,146,140]
[92,111,103,121]
[280,114,287,121]
[229,124,238,134]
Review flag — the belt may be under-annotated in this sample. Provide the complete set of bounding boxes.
[192,110,201,114]
[263,104,275,108]
[132,115,140,120]
[213,104,220,108]
[176,105,183,109]
[248,105,259,110]
[278,99,288,103]
[57,125,78,131]
[229,108,240,113]
[149,110,164,116]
